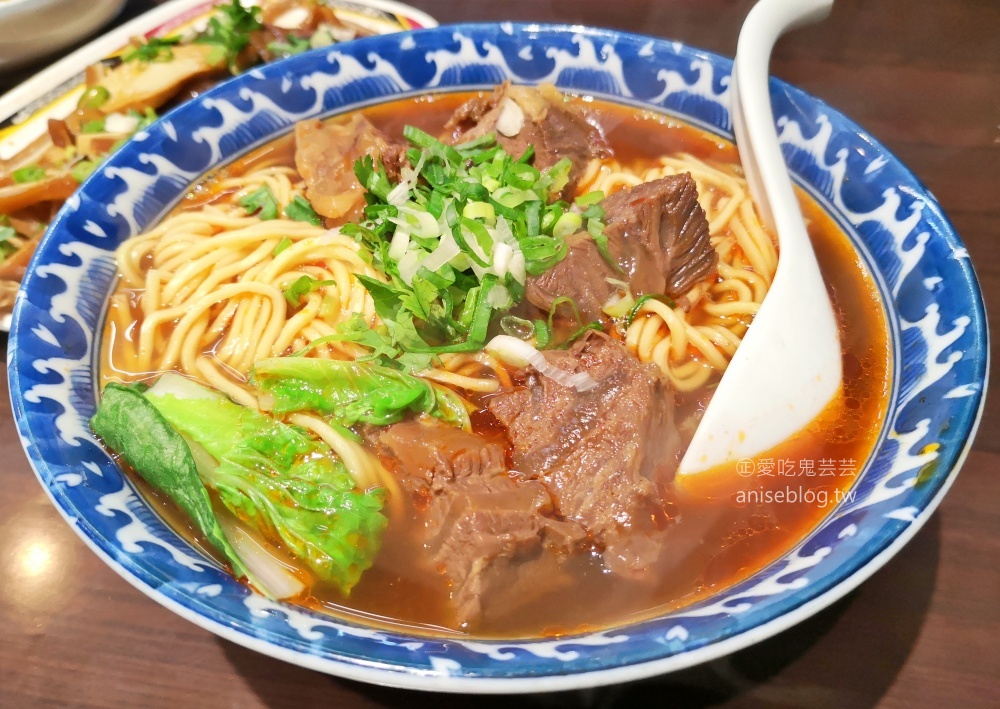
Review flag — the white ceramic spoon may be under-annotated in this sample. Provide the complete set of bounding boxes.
[677,0,841,482]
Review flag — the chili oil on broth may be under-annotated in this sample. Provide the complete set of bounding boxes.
[97,93,891,638]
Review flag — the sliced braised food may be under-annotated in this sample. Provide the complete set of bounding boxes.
[446,81,610,198]
[294,115,407,219]
[525,174,717,319]
[95,44,229,114]
[371,418,584,625]
[602,173,717,298]
[489,334,682,576]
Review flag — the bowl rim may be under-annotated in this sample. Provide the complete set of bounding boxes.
[7,22,989,693]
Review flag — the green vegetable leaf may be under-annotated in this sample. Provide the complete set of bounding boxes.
[284,195,322,225]
[81,119,106,134]
[90,383,248,578]
[145,375,386,594]
[122,35,182,63]
[12,165,46,184]
[238,185,279,220]
[252,356,471,431]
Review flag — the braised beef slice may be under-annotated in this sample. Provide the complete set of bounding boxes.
[602,173,717,298]
[524,174,717,321]
[425,475,551,623]
[294,114,407,220]
[375,419,506,494]
[488,334,681,576]
[446,82,608,197]
[373,418,582,625]
[526,231,612,323]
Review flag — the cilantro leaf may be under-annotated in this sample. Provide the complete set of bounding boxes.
[284,195,321,225]
[195,0,263,71]
[122,36,182,63]
[238,185,279,220]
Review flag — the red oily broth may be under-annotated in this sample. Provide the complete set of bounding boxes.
[103,94,892,638]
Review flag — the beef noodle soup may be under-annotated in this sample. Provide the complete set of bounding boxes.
[94,85,890,637]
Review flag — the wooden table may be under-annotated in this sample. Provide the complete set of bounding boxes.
[1,0,997,706]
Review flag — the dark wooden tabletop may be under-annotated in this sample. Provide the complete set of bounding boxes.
[2,0,998,707]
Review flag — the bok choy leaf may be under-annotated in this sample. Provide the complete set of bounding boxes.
[90,382,249,578]
[92,374,386,596]
[144,374,387,594]
[251,357,471,431]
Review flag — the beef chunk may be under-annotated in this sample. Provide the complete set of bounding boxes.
[526,231,613,322]
[446,82,608,197]
[524,174,717,321]
[372,418,582,625]
[425,475,551,623]
[602,173,717,298]
[488,334,681,576]
[376,419,506,494]
[293,114,406,220]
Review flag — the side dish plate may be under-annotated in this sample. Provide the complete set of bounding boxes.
[7,24,987,692]
[0,0,437,330]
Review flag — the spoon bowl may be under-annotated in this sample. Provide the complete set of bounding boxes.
[678,0,841,479]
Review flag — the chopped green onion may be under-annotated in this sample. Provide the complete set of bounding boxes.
[553,211,583,239]
[556,321,605,349]
[548,296,583,332]
[81,120,106,134]
[500,315,534,340]
[533,319,551,349]
[343,121,607,365]
[626,293,678,325]
[575,190,605,206]
[454,132,497,152]
[462,200,495,225]
[506,162,540,190]
[273,238,293,256]
[402,125,463,165]
[11,165,46,184]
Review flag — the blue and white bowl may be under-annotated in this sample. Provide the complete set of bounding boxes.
[7,24,987,692]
